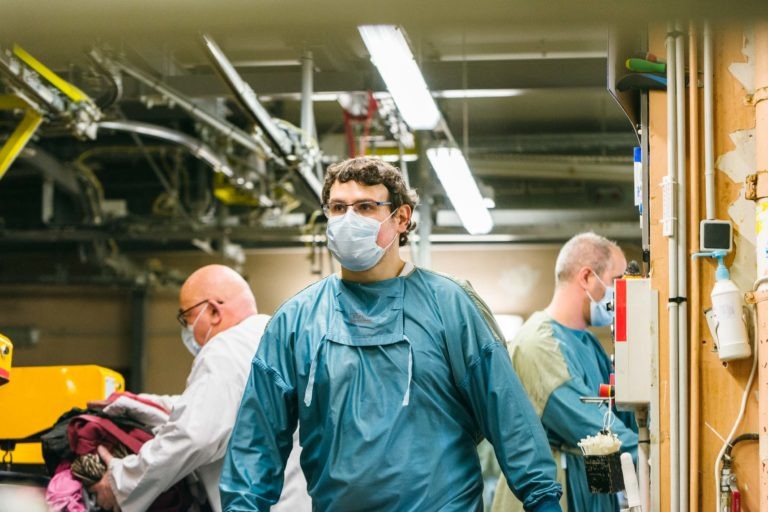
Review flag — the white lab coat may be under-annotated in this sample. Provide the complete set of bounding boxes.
[108,314,310,512]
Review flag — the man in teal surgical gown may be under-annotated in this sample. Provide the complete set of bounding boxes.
[220,157,563,512]
[492,232,638,512]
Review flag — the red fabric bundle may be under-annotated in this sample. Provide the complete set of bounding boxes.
[67,414,152,456]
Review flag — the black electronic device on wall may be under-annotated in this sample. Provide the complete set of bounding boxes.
[699,220,733,252]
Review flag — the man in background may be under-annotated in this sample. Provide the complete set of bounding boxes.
[492,232,638,512]
[90,264,309,512]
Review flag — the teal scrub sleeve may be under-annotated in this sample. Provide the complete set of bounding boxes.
[466,342,564,511]
[444,283,563,511]
[530,498,565,512]
[542,377,638,461]
[220,319,299,512]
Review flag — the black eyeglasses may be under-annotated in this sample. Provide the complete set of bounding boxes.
[322,200,393,218]
[176,299,209,328]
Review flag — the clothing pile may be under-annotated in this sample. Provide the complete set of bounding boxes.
[41,392,197,512]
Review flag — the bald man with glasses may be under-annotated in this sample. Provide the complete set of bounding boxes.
[89,264,309,512]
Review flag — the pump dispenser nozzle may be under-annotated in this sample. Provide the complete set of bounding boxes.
[693,250,731,280]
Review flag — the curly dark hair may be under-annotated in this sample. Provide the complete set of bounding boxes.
[321,157,419,246]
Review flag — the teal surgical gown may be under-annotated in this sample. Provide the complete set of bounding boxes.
[220,267,562,512]
[494,311,638,512]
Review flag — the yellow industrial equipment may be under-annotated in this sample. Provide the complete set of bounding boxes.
[0,334,12,386]
[0,95,44,181]
[0,334,125,466]
[0,44,102,182]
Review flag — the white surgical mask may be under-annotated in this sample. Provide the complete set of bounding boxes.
[326,208,398,272]
[586,270,614,327]
[180,303,210,357]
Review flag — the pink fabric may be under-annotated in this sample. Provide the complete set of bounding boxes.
[45,462,86,512]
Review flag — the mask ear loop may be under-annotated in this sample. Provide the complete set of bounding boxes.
[380,206,402,251]
[591,269,609,291]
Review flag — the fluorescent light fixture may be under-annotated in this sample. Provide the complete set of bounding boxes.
[433,89,526,99]
[358,25,441,130]
[426,147,494,235]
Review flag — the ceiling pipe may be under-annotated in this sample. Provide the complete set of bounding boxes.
[300,50,315,145]
[88,48,278,166]
[201,34,294,158]
[300,50,326,186]
[200,34,323,200]
[97,120,274,208]
[0,221,643,247]
[97,120,234,178]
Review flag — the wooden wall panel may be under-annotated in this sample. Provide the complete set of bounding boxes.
[649,22,761,511]
[698,23,759,512]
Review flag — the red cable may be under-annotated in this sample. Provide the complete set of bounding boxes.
[343,111,356,158]
[341,91,379,158]
[360,93,377,156]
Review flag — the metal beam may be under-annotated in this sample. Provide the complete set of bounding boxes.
[471,155,634,182]
[427,221,642,243]
[0,219,640,246]
[468,132,637,155]
[164,58,607,98]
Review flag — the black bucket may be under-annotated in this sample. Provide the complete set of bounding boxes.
[583,451,625,494]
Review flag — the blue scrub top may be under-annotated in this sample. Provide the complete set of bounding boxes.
[220,267,562,512]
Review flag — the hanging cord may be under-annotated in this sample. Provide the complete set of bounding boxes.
[112,107,193,220]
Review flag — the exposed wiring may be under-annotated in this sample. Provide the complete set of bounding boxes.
[111,107,192,220]
[723,433,759,461]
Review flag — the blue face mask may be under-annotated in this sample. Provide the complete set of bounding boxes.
[326,208,398,272]
[586,270,614,327]
[180,303,210,357]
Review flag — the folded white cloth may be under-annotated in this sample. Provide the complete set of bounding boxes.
[104,395,169,430]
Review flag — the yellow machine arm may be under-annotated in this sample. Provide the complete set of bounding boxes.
[11,45,92,104]
[0,95,43,181]
[0,44,102,182]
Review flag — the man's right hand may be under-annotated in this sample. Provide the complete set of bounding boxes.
[88,446,120,511]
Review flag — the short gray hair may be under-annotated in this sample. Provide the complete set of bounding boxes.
[554,232,621,286]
